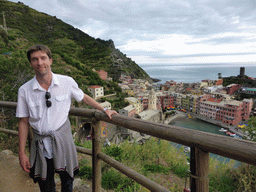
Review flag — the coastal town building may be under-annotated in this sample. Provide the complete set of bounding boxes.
[240,87,256,95]
[119,105,136,117]
[226,84,241,95]
[99,101,112,110]
[158,94,175,109]
[215,79,223,86]
[138,109,161,123]
[196,94,212,114]
[96,70,108,80]
[181,94,191,111]
[215,99,252,126]
[120,84,134,96]
[189,95,199,113]
[148,89,157,110]
[199,97,222,119]
[118,74,253,127]
[87,85,104,100]
[125,97,143,114]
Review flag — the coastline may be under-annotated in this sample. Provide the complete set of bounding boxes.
[164,111,248,139]
[163,111,187,124]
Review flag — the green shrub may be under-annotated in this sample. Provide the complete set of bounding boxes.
[102,169,139,191]
[143,164,171,175]
[78,165,93,179]
[102,169,122,189]
[104,145,123,162]
[171,163,189,178]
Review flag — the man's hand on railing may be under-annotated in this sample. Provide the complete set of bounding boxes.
[19,153,31,173]
[104,109,118,120]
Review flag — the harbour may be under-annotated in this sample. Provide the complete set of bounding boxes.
[168,113,242,166]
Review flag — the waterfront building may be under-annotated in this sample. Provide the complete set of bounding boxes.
[215,99,252,126]
[174,93,184,108]
[196,94,212,114]
[181,94,191,111]
[156,92,175,110]
[243,99,253,120]
[200,98,222,119]
[189,95,199,113]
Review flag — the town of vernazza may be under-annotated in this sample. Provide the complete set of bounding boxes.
[1,1,256,192]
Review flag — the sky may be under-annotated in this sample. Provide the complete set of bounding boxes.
[8,0,256,65]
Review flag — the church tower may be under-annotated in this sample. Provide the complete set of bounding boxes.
[148,89,157,110]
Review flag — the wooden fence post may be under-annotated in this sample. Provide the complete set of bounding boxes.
[190,147,209,192]
[92,119,102,192]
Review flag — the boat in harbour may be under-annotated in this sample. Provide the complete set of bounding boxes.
[219,128,227,132]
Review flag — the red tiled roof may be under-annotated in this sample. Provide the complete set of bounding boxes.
[207,98,222,103]
[88,85,102,89]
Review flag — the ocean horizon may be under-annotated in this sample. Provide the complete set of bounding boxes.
[139,62,256,84]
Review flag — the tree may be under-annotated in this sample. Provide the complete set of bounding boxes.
[243,117,256,141]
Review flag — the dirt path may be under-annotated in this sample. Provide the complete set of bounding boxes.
[0,150,106,192]
[0,150,186,192]
[0,150,40,192]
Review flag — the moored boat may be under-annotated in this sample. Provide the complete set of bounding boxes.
[219,128,227,132]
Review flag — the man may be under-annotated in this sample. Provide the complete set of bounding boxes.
[16,44,118,192]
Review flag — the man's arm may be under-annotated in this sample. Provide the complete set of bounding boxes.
[18,117,31,173]
[82,94,118,119]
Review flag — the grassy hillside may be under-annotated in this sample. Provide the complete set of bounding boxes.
[0,0,152,103]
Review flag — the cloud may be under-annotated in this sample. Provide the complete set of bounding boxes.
[8,0,256,64]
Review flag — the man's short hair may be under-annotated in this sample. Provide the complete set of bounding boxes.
[27,44,52,62]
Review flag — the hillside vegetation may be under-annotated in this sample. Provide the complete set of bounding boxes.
[0,0,152,104]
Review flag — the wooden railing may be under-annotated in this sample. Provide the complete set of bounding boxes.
[1,101,256,192]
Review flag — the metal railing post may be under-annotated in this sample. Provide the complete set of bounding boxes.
[190,147,209,192]
[92,118,102,192]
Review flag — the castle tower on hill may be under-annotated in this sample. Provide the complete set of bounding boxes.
[240,67,245,77]
[148,89,157,110]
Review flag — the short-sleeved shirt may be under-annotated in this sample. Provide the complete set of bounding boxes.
[16,72,84,158]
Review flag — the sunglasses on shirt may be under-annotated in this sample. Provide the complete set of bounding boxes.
[45,92,52,108]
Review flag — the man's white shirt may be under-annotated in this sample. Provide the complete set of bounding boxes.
[16,73,84,158]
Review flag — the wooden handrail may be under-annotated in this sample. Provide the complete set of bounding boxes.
[1,100,256,192]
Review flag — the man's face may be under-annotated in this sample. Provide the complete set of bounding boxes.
[30,51,52,77]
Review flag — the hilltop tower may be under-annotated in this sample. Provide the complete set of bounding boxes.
[218,73,222,79]
[148,89,157,110]
[240,67,245,77]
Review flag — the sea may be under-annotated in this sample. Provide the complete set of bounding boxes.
[138,62,256,84]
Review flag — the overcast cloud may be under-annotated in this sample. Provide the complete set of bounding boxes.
[9,0,256,64]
